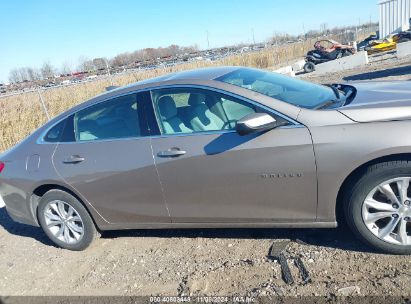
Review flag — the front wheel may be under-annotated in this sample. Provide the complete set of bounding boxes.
[303,62,315,73]
[345,161,411,255]
[37,189,100,250]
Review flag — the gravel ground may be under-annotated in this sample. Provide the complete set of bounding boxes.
[1,55,411,299]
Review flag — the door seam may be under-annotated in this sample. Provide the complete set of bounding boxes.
[50,142,110,223]
[306,127,319,221]
[149,136,172,219]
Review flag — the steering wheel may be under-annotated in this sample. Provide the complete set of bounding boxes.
[222,119,237,130]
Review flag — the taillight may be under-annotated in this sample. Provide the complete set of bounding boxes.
[0,161,4,173]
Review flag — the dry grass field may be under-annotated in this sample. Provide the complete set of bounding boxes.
[0,32,372,152]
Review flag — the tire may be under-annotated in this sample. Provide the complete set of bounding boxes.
[37,189,100,250]
[303,62,315,73]
[342,50,353,57]
[344,161,411,255]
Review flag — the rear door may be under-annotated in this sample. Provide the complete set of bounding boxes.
[52,92,169,225]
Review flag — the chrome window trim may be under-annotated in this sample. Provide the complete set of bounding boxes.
[37,84,303,144]
[45,135,151,145]
[149,125,304,139]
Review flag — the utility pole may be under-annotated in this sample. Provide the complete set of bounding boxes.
[105,59,114,86]
[206,31,210,49]
[37,89,50,121]
[251,28,255,45]
[302,23,306,39]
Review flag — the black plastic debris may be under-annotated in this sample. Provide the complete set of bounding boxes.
[294,256,311,284]
[267,241,294,285]
[267,240,290,257]
[278,252,294,285]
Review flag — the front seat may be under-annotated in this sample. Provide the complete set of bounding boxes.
[157,96,192,134]
[187,94,225,132]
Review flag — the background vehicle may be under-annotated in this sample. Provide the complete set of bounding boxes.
[357,33,379,51]
[1,67,411,254]
[365,36,397,54]
[303,39,356,73]
[394,30,411,43]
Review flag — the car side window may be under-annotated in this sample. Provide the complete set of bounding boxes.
[151,87,284,135]
[44,119,66,142]
[74,94,144,141]
[220,98,256,129]
[44,115,75,142]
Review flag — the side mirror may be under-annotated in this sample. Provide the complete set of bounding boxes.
[236,113,277,136]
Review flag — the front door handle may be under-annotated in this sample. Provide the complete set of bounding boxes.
[63,155,85,164]
[157,148,186,158]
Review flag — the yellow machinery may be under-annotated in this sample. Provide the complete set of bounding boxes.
[366,36,397,54]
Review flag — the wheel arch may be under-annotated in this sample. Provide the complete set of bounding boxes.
[30,183,107,229]
[335,153,411,225]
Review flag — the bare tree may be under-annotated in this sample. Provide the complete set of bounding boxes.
[9,68,20,83]
[18,68,29,82]
[320,23,328,35]
[143,48,158,61]
[41,61,55,79]
[77,56,94,72]
[111,52,131,67]
[92,58,107,70]
[61,60,73,75]
[26,67,41,81]
[168,44,180,56]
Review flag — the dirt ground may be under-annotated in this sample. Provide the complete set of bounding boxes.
[1,54,411,300]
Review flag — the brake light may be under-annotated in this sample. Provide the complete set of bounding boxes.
[0,161,4,173]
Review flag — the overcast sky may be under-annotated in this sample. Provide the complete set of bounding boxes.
[0,0,379,83]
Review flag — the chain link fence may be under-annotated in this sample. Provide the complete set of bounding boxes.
[0,24,379,152]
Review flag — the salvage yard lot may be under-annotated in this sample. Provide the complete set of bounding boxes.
[1,207,410,297]
[1,55,411,298]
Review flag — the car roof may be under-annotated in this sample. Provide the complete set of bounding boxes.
[110,66,240,92]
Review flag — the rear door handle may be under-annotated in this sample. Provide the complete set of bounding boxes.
[157,148,186,158]
[63,155,85,164]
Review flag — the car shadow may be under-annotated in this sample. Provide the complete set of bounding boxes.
[0,207,54,247]
[204,132,259,155]
[344,64,411,81]
[102,226,374,254]
[0,207,374,253]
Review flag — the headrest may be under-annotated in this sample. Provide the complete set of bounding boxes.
[188,93,206,106]
[158,96,177,120]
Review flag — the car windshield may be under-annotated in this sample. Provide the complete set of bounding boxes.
[216,68,336,109]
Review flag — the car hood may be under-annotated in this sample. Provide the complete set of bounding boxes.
[338,81,411,122]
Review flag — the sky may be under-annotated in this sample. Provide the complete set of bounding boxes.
[0,0,379,83]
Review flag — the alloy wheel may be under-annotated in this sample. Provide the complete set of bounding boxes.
[362,177,411,246]
[43,200,84,244]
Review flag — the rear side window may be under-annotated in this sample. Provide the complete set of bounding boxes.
[44,115,75,142]
[74,94,145,142]
[44,120,66,142]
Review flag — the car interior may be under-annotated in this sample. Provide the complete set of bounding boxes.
[75,95,140,141]
[72,89,287,141]
[154,90,258,134]
[219,69,336,109]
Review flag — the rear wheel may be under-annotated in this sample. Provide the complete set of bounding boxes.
[345,161,411,254]
[303,62,315,73]
[37,189,99,250]
[342,49,354,56]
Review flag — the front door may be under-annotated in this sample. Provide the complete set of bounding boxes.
[150,87,317,223]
